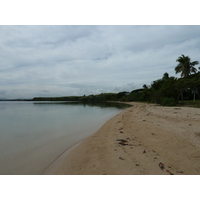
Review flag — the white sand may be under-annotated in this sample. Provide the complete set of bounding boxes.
[53,102,200,175]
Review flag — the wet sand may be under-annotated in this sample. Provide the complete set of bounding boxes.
[53,102,200,175]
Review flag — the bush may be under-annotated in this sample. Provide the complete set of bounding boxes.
[160,97,176,106]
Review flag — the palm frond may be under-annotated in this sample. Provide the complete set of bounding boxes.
[175,54,199,78]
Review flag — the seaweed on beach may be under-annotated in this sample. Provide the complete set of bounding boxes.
[116,139,128,146]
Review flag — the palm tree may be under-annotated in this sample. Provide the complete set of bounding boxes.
[175,54,199,78]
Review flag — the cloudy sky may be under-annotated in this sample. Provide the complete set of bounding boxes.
[0,25,200,99]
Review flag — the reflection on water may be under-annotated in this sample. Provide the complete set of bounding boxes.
[0,101,131,175]
[33,101,131,108]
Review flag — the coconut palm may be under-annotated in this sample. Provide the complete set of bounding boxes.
[175,54,199,78]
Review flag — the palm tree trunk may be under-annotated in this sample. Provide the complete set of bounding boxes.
[197,91,200,99]
[181,91,184,103]
[176,93,181,103]
[177,91,184,104]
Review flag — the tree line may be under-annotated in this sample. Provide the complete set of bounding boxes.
[33,55,200,106]
[125,54,200,105]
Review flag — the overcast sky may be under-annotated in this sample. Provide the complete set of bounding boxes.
[0,25,200,99]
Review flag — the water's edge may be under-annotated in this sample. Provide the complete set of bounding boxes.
[0,101,132,175]
[43,107,131,175]
[42,141,82,175]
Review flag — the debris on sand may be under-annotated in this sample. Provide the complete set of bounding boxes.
[159,162,165,170]
[116,139,128,146]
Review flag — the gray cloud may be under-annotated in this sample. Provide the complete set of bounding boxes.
[0,25,200,99]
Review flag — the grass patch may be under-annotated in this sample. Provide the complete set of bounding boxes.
[177,99,200,108]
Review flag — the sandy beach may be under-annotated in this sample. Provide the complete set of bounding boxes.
[53,102,200,175]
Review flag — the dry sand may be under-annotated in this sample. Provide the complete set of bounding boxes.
[54,102,200,175]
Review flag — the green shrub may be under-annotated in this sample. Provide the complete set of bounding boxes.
[161,97,176,106]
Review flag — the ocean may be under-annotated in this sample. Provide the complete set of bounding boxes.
[0,101,130,175]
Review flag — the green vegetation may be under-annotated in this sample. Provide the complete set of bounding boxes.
[175,54,199,78]
[178,100,200,108]
[160,97,176,106]
[32,55,200,107]
[140,73,200,106]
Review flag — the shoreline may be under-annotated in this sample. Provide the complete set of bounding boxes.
[42,141,82,175]
[51,102,200,175]
[42,105,129,175]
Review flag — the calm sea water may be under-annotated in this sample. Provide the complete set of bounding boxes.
[0,101,130,175]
